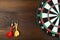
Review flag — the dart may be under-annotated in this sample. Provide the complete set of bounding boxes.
[6,31,13,38]
[14,23,20,37]
[6,22,13,38]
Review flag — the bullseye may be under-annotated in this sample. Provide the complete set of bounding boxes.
[57,13,60,19]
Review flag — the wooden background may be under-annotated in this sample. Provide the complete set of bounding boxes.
[0,0,59,40]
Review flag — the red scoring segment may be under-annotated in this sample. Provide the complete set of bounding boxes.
[47,0,51,2]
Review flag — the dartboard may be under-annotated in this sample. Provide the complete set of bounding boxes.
[36,0,60,38]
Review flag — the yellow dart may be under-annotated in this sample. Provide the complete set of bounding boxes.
[14,23,20,37]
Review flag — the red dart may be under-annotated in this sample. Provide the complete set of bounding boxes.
[6,26,13,38]
[6,31,13,37]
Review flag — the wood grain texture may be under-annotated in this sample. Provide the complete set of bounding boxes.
[0,0,59,40]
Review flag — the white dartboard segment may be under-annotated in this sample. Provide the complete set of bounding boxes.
[52,0,59,13]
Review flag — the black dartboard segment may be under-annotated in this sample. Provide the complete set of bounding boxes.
[36,0,60,38]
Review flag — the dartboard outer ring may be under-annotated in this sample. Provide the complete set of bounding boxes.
[36,0,60,38]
